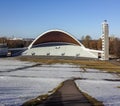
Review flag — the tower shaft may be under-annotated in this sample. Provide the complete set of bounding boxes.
[102,20,109,60]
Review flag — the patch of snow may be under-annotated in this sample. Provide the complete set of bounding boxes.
[4,66,81,79]
[0,76,64,106]
[75,80,120,106]
[0,58,35,72]
[80,72,117,80]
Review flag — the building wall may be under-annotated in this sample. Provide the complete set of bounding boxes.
[23,45,98,59]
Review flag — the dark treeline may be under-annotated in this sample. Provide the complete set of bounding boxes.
[0,36,120,58]
[81,35,120,58]
[0,37,33,48]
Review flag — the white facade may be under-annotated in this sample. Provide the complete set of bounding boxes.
[23,44,98,58]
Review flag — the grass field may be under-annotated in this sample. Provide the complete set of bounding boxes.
[18,56,120,73]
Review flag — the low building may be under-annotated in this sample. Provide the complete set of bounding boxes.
[0,43,8,56]
[22,30,102,59]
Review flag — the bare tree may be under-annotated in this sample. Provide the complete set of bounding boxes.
[81,35,92,48]
[114,38,120,58]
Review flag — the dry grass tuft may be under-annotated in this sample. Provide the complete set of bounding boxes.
[117,86,120,88]
[82,92,104,106]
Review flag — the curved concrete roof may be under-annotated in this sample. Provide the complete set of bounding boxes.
[28,30,84,49]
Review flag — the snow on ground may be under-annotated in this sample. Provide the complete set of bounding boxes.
[76,68,120,106]
[3,65,81,79]
[0,58,120,106]
[0,58,35,72]
[0,58,81,106]
[76,80,120,106]
[80,68,119,80]
[0,76,64,106]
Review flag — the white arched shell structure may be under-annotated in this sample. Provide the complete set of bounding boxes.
[23,29,99,59]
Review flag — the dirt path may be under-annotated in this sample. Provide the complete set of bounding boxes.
[36,80,92,106]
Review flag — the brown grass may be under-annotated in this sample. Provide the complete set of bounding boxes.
[117,86,120,88]
[17,56,120,73]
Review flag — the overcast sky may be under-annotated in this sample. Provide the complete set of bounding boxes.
[0,0,120,39]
